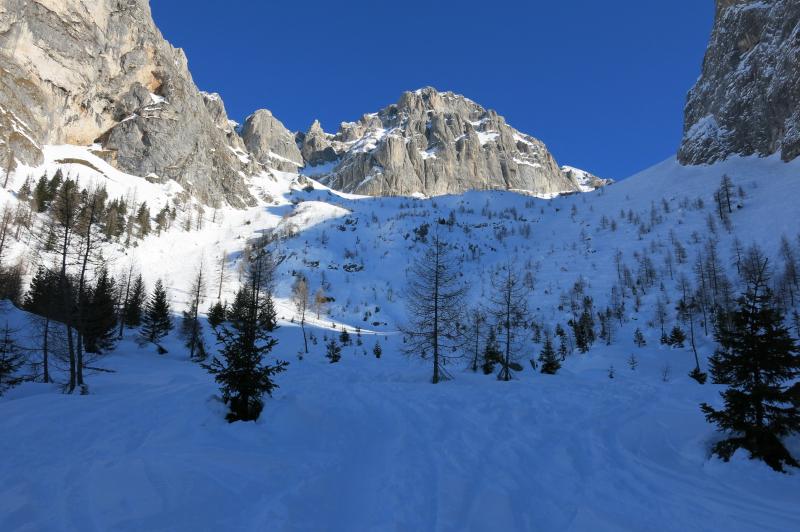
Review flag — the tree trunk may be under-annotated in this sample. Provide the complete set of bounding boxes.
[119,265,133,339]
[432,246,440,384]
[42,317,50,384]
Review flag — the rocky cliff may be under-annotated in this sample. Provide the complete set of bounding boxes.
[678,0,800,165]
[241,109,303,172]
[298,87,598,197]
[0,0,255,206]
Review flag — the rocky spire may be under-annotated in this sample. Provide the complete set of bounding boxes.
[297,120,337,167]
[241,109,304,172]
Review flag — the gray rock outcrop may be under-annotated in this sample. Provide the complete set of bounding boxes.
[561,166,613,192]
[241,109,303,172]
[296,120,337,167]
[0,0,255,206]
[298,87,595,197]
[678,0,800,165]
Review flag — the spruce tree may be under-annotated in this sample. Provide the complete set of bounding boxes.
[141,279,173,347]
[23,266,61,383]
[181,310,206,361]
[573,302,596,353]
[208,301,227,329]
[558,336,568,360]
[482,327,502,374]
[325,338,342,363]
[136,203,151,237]
[539,335,561,375]
[32,175,51,212]
[124,275,146,327]
[204,249,288,422]
[633,328,646,348]
[227,288,250,325]
[668,326,686,347]
[701,253,800,472]
[83,267,118,353]
[0,324,25,395]
[339,327,351,346]
[259,293,278,332]
[373,340,382,359]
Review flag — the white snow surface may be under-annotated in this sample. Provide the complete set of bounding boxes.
[1,148,800,531]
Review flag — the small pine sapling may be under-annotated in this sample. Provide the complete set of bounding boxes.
[633,328,646,348]
[326,338,342,363]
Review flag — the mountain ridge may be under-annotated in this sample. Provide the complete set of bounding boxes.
[295,86,609,197]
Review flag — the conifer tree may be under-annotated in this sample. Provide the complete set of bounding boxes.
[633,328,646,348]
[141,279,173,347]
[50,177,80,392]
[482,326,502,375]
[32,175,51,212]
[668,326,686,347]
[182,264,206,360]
[83,267,118,353]
[208,300,227,329]
[181,309,207,361]
[701,250,800,471]
[402,232,465,383]
[124,274,146,327]
[154,205,170,235]
[489,264,530,381]
[539,335,561,375]
[204,249,287,422]
[136,202,151,237]
[558,336,568,361]
[573,298,596,353]
[373,340,382,359]
[23,266,61,383]
[17,177,32,202]
[339,327,351,346]
[467,309,485,372]
[325,338,342,363]
[0,324,24,395]
[260,292,278,332]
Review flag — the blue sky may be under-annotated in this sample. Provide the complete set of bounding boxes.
[151,1,714,179]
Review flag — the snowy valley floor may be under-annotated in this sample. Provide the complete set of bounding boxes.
[1,326,799,532]
[1,152,800,531]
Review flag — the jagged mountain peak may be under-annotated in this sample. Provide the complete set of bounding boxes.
[240,108,303,172]
[298,87,605,197]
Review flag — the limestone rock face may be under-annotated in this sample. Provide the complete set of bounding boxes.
[678,0,800,164]
[241,109,303,172]
[0,0,254,206]
[297,120,337,167]
[298,87,593,197]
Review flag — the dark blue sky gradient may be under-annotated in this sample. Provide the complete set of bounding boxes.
[150,0,714,179]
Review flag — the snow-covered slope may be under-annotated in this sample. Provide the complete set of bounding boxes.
[1,149,799,531]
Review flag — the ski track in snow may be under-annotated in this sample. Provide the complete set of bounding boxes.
[1,148,800,531]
